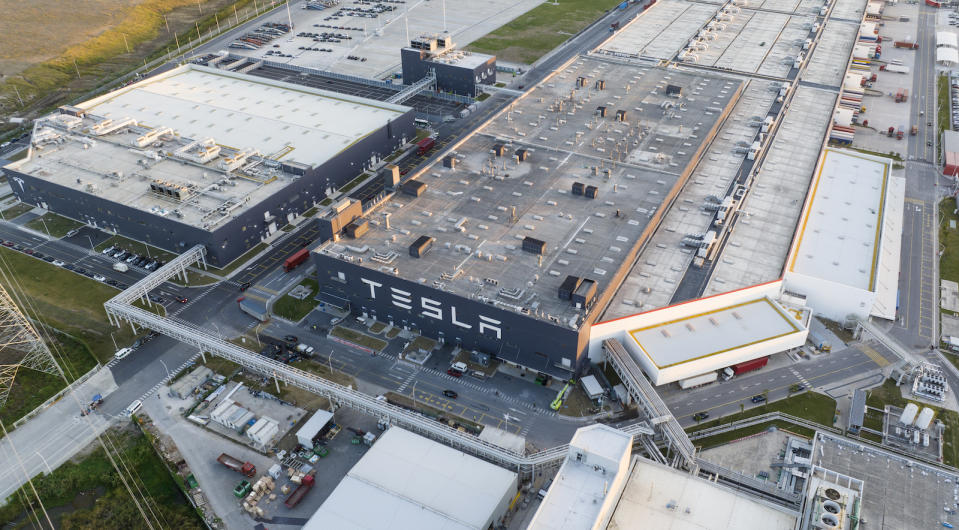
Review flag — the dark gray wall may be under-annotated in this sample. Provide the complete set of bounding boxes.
[314,252,584,376]
[5,112,415,266]
[401,49,496,97]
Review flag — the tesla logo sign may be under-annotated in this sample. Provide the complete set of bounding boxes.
[361,277,502,339]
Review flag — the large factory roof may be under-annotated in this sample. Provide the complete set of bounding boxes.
[628,297,802,369]
[320,57,740,328]
[607,456,797,529]
[787,149,891,291]
[76,64,409,168]
[304,428,516,530]
[8,64,410,231]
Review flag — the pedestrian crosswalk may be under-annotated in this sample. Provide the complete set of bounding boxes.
[789,367,813,389]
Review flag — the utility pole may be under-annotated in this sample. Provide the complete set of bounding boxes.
[122,33,130,53]
[73,60,81,79]
[163,14,169,33]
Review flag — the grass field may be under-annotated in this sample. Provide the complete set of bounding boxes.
[941,198,959,284]
[467,0,623,64]
[272,278,319,322]
[693,421,816,450]
[0,0,267,140]
[0,202,34,220]
[866,378,959,466]
[0,427,203,527]
[687,391,837,432]
[0,332,98,427]
[211,242,267,276]
[24,212,83,238]
[940,75,951,158]
[0,246,141,363]
[330,326,388,352]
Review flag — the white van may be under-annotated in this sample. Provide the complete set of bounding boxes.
[124,400,142,415]
[114,347,133,360]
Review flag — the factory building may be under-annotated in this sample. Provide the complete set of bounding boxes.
[3,64,415,266]
[782,148,903,323]
[314,58,742,376]
[401,35,496,96]
[304,427,517,529]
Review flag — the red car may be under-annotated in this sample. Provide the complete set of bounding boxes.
[446,368,462,377]
[2,241,13,247]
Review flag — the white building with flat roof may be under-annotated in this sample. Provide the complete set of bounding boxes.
[589,281,809,386]
[783,148,904,322]
[528,424,634,529]
[304,428,517,530]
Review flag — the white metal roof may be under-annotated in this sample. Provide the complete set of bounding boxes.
[788,149,891,291]
[628,298,803,369]
[295,409,333,445]
[938,47,959,65]
[529,425,633,530]
[607,457,797,530]
[871,175,905,319]
[945,130,959,154]
[77,64,410,168]
[580,375,603,398]
[304,428,516,530]
[938,31,958,49]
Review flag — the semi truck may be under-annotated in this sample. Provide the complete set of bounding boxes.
[417,136,435,156]
[284,474,315,508]
[284,248,310,272]
[678,371,718,389]
[720,356,769,380]
[217,453,256,477]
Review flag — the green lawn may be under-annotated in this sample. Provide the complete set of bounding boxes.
[694,421,816,450]
[94,234,177,263]
[468,0,623,63]
[0,427,203,528]
[867,378,959,466]
[272,278,320,321]
[0,246,142,364]
[0,332,98,427]
[330,325,388,351]
[24,212,83,238]
[211,242,268,276]
[687,391,837,431]
[941,198,959,284]
[0,202,34,220]
[939,74,951,159]
[338,173,369,194]
[369,321,386,334]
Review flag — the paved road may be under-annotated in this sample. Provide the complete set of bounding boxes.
[664,341,898,427]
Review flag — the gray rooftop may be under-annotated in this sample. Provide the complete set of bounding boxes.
[8,64,410,232]
[321,57,741,328]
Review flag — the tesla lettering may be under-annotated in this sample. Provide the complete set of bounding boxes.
[357,275,502,339]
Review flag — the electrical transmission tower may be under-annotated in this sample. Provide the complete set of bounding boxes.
[0,279,60,408]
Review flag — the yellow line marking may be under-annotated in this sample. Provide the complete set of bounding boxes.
[858,344,890,368]
[904,197,926,205]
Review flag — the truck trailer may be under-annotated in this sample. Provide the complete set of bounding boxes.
[720,356,769,380]
[417,137,435,156]
[678,371,719,389]
[217,453,256,477]
[284,248,310,272]
[285,474,315,508]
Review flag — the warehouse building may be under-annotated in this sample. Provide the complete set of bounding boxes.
[304,427,517,529]
[401,35,496,96]
[3,64,415,266]
[313,57,742,376]
[782,148,903,322]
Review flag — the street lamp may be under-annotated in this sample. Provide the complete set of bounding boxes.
[328,349,335,375]
[109,331,118,352]
[503,413,514,433]
[85,235,95,250]
[39,217,51,237]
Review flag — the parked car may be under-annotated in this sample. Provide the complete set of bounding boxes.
[52,259,65,267]
[63,263,75,270]
[65,229,79,238]
[42,256,54,262]
[1,240,13,247]
[101,246,115,255]
[93,274,106,282]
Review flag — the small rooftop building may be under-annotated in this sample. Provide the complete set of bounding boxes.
[401,35,496,97]
[783,148,904,322]
[304,427,517,530]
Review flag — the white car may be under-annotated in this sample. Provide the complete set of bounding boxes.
[114,347,133,360]
[93,274,106,282]
[52,260,65,267]
[124,399,142,415]
[101,246,115,255]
